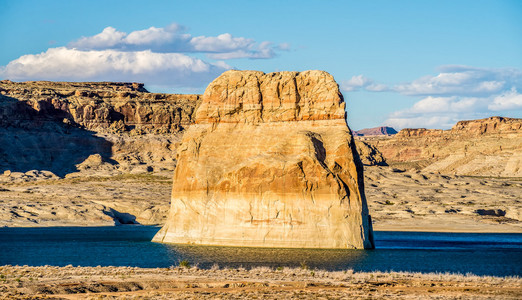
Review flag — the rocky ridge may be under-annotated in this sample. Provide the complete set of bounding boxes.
[0,80,200,177]
[359,117,522,177]
[0,80,199,134]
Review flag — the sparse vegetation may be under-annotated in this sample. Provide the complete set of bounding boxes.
[179,260,191,268]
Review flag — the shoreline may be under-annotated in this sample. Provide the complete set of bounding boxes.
[2,223,521,234]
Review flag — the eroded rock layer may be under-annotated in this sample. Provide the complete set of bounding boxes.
[0,80,199,134]
[153,70,374,249]
[0,80,200,176]
[360,117,522,176]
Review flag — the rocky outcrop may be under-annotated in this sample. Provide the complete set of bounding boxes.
[153,70,374,249]
[355,140,387,166]
[0,80,199,134]
[361,117,522,176]
[0,80,200,176]
[354,126,397,136]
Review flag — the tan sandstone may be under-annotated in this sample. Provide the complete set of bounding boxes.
[359,117,522,176]
[153,70,374,249]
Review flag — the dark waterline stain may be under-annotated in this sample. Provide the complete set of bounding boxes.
[1,226,521,277]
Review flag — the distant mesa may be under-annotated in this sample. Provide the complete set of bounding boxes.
[152,70,375,249]
[354,126,397,136]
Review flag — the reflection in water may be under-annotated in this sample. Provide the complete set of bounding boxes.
[168,244,370,270]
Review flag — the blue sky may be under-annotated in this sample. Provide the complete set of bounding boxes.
[1,0,521,130]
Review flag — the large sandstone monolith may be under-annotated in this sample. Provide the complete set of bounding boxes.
[153,70,374,249]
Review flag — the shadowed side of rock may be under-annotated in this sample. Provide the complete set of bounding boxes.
[153,70,374,249]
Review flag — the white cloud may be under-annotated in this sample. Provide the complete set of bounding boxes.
[489,88,522,111]
[68,24,282,59]
[125,24,186,45]
[342,66,522,129]
[383,93,518,129]
[341,75,388,92]
[0,47,229,88]
[1,22,290,89]
[206,41,275,60]
[190,33,253,52]
[278,43,291,50]
[393,66,521,96]
[69,27,127,50]
[407,96,488,114]
[385,115,456,129]
[365,83,388,92]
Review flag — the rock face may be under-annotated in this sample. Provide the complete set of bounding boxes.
[153,70,374,249]
[0,80,199,134]
[361,117,522,176]
[0,80,200,176]
[355,140,387,166]
[354,126,397,136]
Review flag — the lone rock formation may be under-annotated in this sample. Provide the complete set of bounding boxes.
[153,70,374,249]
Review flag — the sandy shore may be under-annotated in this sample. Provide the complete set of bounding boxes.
[1,265,520,299]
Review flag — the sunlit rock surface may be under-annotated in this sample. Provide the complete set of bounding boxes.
[153,70,374,249]
[360,116,522,176]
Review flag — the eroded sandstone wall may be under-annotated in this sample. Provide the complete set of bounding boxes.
[361,117,522,176]
[0,80,199,134]
[153,70,374,249]
[0,80,201,176]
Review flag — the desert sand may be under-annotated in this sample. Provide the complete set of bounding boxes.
[1,165,520,233]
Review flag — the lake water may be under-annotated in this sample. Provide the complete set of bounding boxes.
[1,226,521,277]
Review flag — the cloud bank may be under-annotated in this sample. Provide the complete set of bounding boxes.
[68,24,279,59]
[0,23,287,89]
[0,47,228,88]
[342,66,522,129]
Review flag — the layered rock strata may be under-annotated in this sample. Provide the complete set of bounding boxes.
[0,80,200,176]
[153,70,374,249]
[0,80,199,134]
[360,117,522,176]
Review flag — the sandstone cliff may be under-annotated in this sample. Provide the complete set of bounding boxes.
[0,80,199,134]
[360,117,522,176]
[0,80,200,176]
[153,70,374,249]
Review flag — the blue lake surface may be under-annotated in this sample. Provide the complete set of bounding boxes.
[1,226,521,277]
